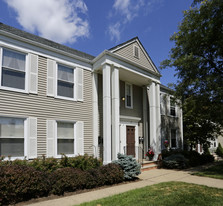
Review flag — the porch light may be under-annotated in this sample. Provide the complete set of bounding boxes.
[122,97,125,101]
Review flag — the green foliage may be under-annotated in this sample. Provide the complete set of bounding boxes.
[0,165,50,205]
[162,154,189,169]
[113,153,141,180]
[216,143,223,157]
[162,149,214,168]
[0,154,102,173]
[160,0,223,147]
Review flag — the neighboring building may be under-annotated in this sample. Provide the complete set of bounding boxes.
[0,23,183,163]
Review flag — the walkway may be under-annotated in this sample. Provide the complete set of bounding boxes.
[26,168,223,206]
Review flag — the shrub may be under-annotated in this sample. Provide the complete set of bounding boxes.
[98,163,124,185]
[67,154,102,170]
[113,153,141,180]
[216,143,223,157]
[0,165,50,205]
[162,154,189,169]
[50,168,87,195]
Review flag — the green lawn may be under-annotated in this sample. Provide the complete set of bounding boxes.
[193,162,223,179]
[78,182,223,206]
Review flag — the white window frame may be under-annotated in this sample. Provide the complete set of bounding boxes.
[170,97,176,117]
[55,120,76,158]
[55,63,76,101]
[0,47,29,94]
[125,82,133,109]
[0,115,27,160]
[170,129,177,148]
[133,45,140,59]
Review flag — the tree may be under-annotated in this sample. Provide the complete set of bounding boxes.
[161,0,223,148]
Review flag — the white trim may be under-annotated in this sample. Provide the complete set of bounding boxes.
[0,46,29,93]
[0,116,27,160]
[55,120,76,158]
[119,121,139,160]
[125,82,133,109]
[55,62,76,101]
[120,115,141,122]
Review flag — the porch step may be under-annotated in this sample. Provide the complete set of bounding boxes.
[141,160,158,172]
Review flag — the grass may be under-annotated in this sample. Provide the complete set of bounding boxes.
[193,162,223,179]
[78,182,223,206]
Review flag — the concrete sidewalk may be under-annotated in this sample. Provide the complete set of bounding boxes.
[26,169,223,206]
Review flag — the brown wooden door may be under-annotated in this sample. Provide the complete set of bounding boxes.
[126,126,135,157]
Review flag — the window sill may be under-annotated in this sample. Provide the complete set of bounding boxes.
[0,86,28,94]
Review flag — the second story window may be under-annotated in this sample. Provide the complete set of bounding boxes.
[1,48,26,90]
[170,97,176,116]
[57,64,74,99]
[125,83,133,109]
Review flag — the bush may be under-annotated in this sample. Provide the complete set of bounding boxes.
[50,168,87,195]
[50,163,124,195]
[113,153,141,180]
[162,154,189,169]
[216,143,223,157]
[0,165,50,205]
[0,154,102,173]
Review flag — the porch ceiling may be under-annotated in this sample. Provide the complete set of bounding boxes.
[119,68,151,86]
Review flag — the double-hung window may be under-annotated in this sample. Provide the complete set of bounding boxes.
[171,129,177,148]
[125,83,133,108]
[57,121,74,155]
[57,64,74,99]
[170,97,176,116]
[1,48,26,91]
[0,117,25,157]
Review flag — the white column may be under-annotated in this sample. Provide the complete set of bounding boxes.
[103,64,111,164]
[156,83,161,156]
[92,72,98,157]
[143,87,148,153]
[111,66,120,160]
[148,82,157,158]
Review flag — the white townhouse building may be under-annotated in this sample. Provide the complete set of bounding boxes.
[0,23,183,163]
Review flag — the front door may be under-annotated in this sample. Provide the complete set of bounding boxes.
[126,126,135,157]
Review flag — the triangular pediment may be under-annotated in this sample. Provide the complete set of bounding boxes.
[109,37,160,75]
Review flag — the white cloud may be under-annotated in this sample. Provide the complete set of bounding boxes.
[5,0,89,44]
[108,22,121,42]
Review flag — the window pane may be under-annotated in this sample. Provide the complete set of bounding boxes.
[0,138,24,156]
[57,139,74,155]
[3,49,25,71]
[170,108,176,116]
[0,117,24,138]
[2,68,25,90]
[58,81,74,98]
[58,65,73,83]
[127,95,131,107]
[57,122,74,139]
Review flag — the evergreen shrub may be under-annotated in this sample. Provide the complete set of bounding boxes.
[162,154,189,169]
[216,143,223,157]
[113,153,141,180]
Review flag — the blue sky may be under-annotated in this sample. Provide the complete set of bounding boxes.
[0,0,193,86]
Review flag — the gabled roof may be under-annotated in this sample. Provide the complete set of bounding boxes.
[0,22,95,61]
[109,37,160,75]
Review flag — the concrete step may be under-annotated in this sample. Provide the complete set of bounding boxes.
[141,160,158,172]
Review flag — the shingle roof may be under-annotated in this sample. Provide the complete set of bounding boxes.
[0,22,95,61]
